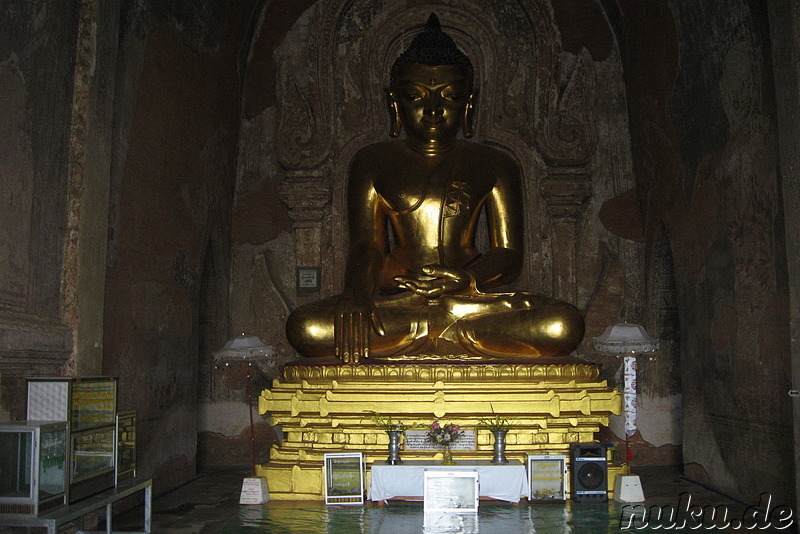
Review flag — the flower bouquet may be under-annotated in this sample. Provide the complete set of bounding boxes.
[427,420,462,465]
[363,410,414,432]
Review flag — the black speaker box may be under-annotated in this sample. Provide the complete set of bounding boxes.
[570,443,608,503]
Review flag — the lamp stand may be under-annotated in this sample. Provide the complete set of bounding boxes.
[238,361,269,504]
[213,334,275,505]
[615,354,644,503]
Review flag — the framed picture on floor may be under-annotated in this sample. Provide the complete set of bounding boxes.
[423,470,479,513]
[528,454,568,502]
[323,453,364,505]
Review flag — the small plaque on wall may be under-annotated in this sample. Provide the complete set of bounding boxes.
[404,430,476,451]
[296,267,320,295]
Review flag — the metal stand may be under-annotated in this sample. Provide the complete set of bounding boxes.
[0,478,152,534]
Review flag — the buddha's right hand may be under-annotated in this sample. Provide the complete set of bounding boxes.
[334,294,385,364]
[393,264,475,298]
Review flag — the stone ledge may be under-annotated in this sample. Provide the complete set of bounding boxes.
[0,314,72,353]
[282,359,601,383]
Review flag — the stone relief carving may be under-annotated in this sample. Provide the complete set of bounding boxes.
[0,56,72,380]
[275,6,334,170]
[0,59,34,311]
[536,49,597,166]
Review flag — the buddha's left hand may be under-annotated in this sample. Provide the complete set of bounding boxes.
[393,264,474,298]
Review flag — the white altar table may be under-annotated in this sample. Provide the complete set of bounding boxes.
[368,460,529,503]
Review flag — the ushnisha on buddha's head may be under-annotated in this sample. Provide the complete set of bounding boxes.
[387,13,476,141]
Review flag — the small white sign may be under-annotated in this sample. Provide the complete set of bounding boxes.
[239,476,269,504]
[296,266,320,293]
[298,270,317,288]
[404,430,476,451]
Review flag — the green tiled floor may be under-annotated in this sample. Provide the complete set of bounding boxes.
[222,502,626,533]
[114,467,764,533]
[217,501,744,533]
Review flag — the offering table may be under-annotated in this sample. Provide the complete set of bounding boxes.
[368,460,529,503]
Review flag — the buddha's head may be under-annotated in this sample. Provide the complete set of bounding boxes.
[388,14,475,143]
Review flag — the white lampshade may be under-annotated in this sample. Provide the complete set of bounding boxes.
[214,334,276,363]
[593,323,659,355]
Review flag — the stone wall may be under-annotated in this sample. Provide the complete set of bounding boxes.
[768,0,800,514]
[195,0,316,468]
[0,2,81,420]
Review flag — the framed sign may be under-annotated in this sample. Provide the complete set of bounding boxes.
[423,470,479,513]
[528,454,568,502]
[424,512,479,532]
[323,453,364,505]
[296,266,321,294]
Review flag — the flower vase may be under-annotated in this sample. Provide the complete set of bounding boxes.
[386,430,403,464]
[491,429,509,464]
[441,444,455,465]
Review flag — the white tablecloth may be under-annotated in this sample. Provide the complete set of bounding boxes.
[368,460,529,503]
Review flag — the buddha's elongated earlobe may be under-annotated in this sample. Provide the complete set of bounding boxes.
[462,93,476,138]
[386,90,402,137]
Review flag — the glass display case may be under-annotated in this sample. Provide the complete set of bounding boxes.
[528,454,568,502]
[27,377,117,431]
[26,377,119,503]
[115,411,136,484]
[0,421,67,516]
[69,425,116,502]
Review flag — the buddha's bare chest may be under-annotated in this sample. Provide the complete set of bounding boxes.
[374,163,491,216]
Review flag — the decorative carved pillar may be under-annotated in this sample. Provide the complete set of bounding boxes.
[279,172,331,303]
[540,168,592,304]
[535,49,596,305]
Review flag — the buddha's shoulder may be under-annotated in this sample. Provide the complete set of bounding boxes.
[350,142,402,168]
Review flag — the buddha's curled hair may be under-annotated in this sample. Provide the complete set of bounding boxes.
[391,13,473,88]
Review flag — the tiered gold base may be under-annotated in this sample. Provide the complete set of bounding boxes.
[257,361,622,500]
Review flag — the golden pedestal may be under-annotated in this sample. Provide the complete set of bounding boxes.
[258,360,622,500]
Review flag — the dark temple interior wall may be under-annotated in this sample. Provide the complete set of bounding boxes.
[618,0,792,503]
[554,0,683,469]
[196,0,313,467]
[0,0,795,504]
[100,0,255,492]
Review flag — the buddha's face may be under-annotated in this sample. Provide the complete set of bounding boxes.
[393,64,472,144]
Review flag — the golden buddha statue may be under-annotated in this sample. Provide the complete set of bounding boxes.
[286,14,584,364]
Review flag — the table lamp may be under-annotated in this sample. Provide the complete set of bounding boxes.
[214,334,276,504]
[593,322,659,503]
